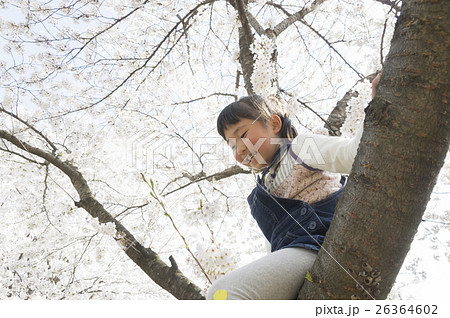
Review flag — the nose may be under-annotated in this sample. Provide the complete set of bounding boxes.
[234,140,248,161]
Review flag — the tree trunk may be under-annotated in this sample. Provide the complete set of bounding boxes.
[238,26,255,95]
[298,0,449,300]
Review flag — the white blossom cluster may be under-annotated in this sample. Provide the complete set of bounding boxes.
[340,80,372,138]
[188,242,240,284]
[250,34,277,97]
[84,217,117,238]
[183,199,222,226]
[182,198,245,285]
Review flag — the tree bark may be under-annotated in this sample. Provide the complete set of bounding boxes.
[325,73,379,136]
[325,89,357,136]
[298,0,449,299]
[232,0,256,95]
[232,0,329,96]
[238,26,255,95]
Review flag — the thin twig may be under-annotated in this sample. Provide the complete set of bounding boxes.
[280,89,336,133]
[141,174,212,284]
[0,104,58,153]
[162,165,251,197]
[300,20,364,79]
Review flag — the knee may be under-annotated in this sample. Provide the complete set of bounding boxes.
[206,279,229,300]
[206,276,251,300]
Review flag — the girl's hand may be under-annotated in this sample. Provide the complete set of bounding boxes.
[371,73,382,99]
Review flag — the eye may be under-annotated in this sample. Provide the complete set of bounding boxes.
[229,129,248,151]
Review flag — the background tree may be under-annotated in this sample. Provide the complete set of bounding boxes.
[0,0,448,299]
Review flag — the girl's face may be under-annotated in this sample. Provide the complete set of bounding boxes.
[223,115,282,170]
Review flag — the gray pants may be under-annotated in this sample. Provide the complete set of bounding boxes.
[206,247,317,300]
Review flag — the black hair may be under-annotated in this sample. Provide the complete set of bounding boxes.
[217,95,298,141]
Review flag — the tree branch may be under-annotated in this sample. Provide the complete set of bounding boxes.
[0,129,205,300]
[230,0,257,94]
[324,90,358,136]
[0,104,58,153]
[163,165,251,197]
[375,0,401,13]
[171,93,238,105]
[0,144,46,165]
[280,89,336,134]
[300,20,364,79]
[246,11,265,35]
[67,0,151,62]
[230,0,254,43]
[324,72,379,135]
[272,0,328,37]
[47,0,217,119]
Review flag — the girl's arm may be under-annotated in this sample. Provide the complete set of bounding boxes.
[289,128,363,174]
[288,73,381,174]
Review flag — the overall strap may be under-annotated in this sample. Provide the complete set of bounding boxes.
[258,143,290,186]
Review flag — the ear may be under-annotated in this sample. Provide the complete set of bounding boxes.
[271,115,282,134]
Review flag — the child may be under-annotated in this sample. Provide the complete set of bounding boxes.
[207,76,381,300]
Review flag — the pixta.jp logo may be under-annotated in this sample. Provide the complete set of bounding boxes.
[129,132,233,172]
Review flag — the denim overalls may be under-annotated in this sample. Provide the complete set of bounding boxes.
[247,144,347,253]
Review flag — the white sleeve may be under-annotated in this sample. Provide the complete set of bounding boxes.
[289,128,363,174]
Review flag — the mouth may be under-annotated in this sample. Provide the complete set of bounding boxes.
[243,152,258,165]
